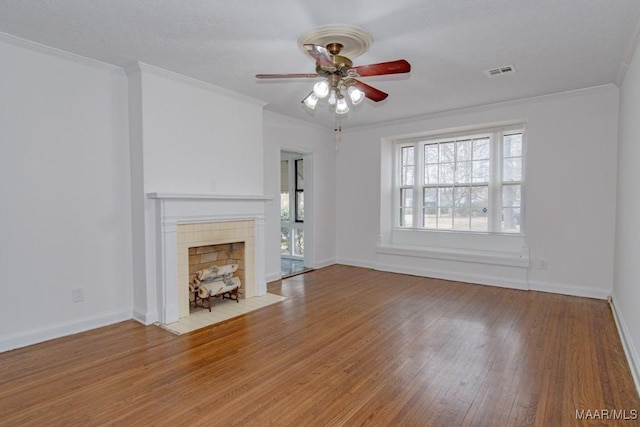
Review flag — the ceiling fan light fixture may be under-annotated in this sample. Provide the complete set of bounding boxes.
[348,86,365,105]
[313,81,330,98]
[328,89,337,106]
[259,27,411,120]
[335,96,349,114]
[303,93,318,109]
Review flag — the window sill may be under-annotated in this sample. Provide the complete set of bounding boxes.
[375,243,530,268]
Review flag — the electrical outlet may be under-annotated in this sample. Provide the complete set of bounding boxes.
[72,288,84,303]
[538,259,548,270]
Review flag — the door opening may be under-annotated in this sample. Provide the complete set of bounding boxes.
[280,152,313,278]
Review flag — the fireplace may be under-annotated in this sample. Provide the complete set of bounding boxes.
[147,193,271,324]
[177,221,254,318]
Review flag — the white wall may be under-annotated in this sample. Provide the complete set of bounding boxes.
[0,37,133,351]
[336,86,619,299]
[127,64,267,323]
[613,37,640,391]
[139,66,265,195]
[263,112,336,281]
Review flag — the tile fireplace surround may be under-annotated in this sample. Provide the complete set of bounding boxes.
[147,193,271,324]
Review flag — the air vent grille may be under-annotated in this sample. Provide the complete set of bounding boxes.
[486,65,517,77]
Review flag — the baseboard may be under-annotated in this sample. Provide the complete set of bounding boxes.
[338,259,612,301]
[529,280,610,300]
[314,258,336,269]
[374,262,529,291]
[0,309,133,353]
[266,271,282,283]
[609,295,640,396]
[132,306,157,326]
[335,258,377,270]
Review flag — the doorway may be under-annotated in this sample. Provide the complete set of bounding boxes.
[280,151,313,278]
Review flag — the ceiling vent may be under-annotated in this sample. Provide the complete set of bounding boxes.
[485,65,517,77]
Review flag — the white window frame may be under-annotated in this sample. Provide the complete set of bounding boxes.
[393,125,525,235]
[281,154,304,259]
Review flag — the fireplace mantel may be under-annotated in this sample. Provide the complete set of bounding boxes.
[147,192,272,324]
[147,192,272,202]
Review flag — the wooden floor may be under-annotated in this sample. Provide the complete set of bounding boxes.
[0,265,638,426]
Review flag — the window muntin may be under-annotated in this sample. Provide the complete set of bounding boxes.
[399,146,415,227]
[501,132,523,233]
[396,128,524,234]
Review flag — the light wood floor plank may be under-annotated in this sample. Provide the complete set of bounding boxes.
[0,265,638,426]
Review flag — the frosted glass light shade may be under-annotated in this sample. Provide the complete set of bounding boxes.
[335,96,349,114]
[328,89,337,106]
[348,86,365,104]
[303,93,318,109]
[313,81,330,98]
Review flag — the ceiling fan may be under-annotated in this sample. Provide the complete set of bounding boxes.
[255,40,410,115]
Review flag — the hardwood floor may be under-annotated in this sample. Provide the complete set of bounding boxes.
[0,265,638,426]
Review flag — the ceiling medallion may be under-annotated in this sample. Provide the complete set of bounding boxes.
[297,24,373,59]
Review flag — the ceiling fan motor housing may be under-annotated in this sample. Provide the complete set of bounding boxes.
[316,53,353,77]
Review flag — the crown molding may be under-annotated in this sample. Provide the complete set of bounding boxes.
[0,31,123,74]
[342,84,618,134]
[125,61,267,107]
[147,192,272,201]
[263,109,332,133]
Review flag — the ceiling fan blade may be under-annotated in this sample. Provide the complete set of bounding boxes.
[303,44,337,71]
[351,79,388,102]
[255,73,319,79]
[350,59,411,77]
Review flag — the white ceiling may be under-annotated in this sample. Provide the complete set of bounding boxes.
[1,1,639,130]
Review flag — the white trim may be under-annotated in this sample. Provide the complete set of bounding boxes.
[391,127,525,235]
[162,213,267,224]
[266,271,283,283]
[609,295,640,395]
[0,31,124,74]
[147,193,272,201]
[341,84,617,134]
[0,309,132,353]
[376,243,530,268]
[528,280,610,300]
[264,110,330,132]
[126,62,267,107]
[314,258,337,269]
[374,262,529,290]
[339,258,611,301]
[148,196,269,324]
[132,306,157,326]
[335,258,378,270]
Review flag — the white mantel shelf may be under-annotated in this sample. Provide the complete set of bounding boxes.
[147,191,270,324]
[147,192,273,201]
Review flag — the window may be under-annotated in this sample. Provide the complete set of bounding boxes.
[396,127,524,234]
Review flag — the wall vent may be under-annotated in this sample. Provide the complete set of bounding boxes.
[485,65,517,77]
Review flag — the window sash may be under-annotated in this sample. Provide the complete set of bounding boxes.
[395,128,524,234]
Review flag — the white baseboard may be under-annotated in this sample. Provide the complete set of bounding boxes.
[335,258,377,270]
[338,259,611,301]
[609,295,640,396]
[374,262,529,291]
[314,258,336,269]
[132,306,157,325]
[0,309,133,353]
[266,271,282,283]
[529,280,610,300]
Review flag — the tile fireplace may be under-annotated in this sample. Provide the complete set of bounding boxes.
[147,193,271,324]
